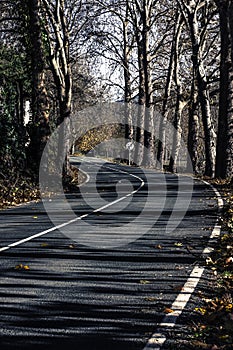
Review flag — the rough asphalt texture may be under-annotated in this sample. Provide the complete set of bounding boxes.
[0,157,219,349]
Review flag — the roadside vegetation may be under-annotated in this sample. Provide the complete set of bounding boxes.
[161,180,233,350]
[0,167,40,210]
[180,181,233,350]
[0,164,86,210]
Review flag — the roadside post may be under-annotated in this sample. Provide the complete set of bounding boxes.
[125,141,135,166]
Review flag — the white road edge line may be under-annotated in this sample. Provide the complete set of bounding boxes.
[0,158,223,350]
[76,169,90,187]
[0,158,144,253]
[143,179,224,350]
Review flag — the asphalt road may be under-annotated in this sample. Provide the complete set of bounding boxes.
[0,157,221,350]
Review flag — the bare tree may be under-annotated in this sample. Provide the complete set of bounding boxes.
[178,0,217,177]
[157,9,184,170]
[41,0,72,125]
[215,0,233,181]
[168,12,188,173]
[128,0,173,167]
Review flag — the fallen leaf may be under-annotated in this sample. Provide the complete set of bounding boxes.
[14,264,30,271]
[140,280,150,285]
[191,341,209,349]
[14,264,23,270]
[173,285,184,292]
[225,257,233,265]
[206,257,215,265]
[218,335,230,340]
[41,243,49,247]
[156,244,163,249]
[174,242,183,247]
[194,307,207,315]
[200,325,207,330]
[164,307,174,314]
[225,303,233,312]
[145,297,158,302]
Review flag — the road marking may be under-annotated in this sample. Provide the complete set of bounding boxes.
[143,179,223,350]
[201,180,223,255]
[0,158,223,349]
[75,168,90,187]
[0,158,144,253]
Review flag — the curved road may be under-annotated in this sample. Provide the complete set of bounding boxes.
[0,157,221,350]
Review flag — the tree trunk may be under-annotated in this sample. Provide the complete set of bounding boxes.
[123,3,134,149]
[188,10,216,177]
[135,32,146,166]
[42,0,72,176]
[187,83,200,174]
[133,0,155,167]
[157,44,175,170]
[26,0,50,173]
[142,1,155,167]
[169,14,187,173]
[157,10,182,170]
[215,0,233,180]
[178,0,217,177]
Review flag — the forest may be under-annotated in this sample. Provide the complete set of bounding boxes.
[0,0,233,200]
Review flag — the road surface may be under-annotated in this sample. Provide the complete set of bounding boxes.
[0,157,221,349]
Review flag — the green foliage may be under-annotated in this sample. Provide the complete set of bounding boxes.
[0,44,30,173]
[0,45,29,83]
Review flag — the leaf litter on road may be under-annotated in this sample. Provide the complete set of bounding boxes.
[14,264,30,270]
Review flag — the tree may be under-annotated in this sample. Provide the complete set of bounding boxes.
[1,0,230,182]
[41,0,72,126]
[178,0,218,177]
[215,0,233,181]
[157,9,185,171]
[0,45,28,172]
[168,12,188,173]
[0,1,30,175]
[23,0,51,173]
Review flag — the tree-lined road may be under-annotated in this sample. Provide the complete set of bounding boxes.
[0,157,220,350]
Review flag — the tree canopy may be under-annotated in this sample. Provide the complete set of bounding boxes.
[0,0,232,182]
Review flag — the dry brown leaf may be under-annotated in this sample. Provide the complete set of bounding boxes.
[164,307,174,314]
[14,264,30,271]
[225,257,233,264]
[210,346,219,350]
[173,285,184,292]
[145,297,158,302]
[191,341,209,349]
